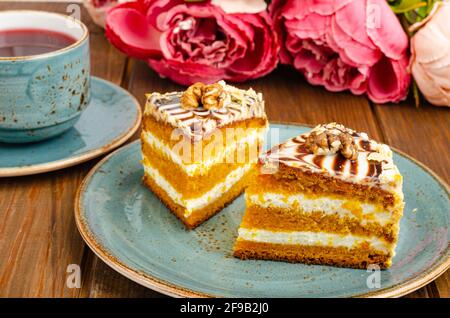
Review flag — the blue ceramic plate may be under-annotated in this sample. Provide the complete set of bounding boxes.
[75,124,449,297]
[0,77,141,177]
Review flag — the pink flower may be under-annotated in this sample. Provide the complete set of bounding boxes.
[410,2,450,107]
[105,0,279,85]
[270,0,411,103]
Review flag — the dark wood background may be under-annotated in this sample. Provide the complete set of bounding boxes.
[0,2,448,298]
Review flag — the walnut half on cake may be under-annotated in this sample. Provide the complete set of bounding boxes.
[234,123,405,269]
[141,81,268,229]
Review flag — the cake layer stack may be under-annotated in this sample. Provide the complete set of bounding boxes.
[142,81,268,228]
[234,123,404,269]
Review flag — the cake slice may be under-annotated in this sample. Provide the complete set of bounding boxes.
[141,81,268,229]
[234,123,404,269]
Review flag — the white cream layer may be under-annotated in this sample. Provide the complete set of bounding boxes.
[143,127,265,176]
[143,161,252,217]
[237,228,393,254]
[247,193,393,225]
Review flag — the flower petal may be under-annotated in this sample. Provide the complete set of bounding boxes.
[285,12,329,40]
[305,0,354,15]
[366,0,409,60]
[225,13,279,81]
[367,55,410,103]
[412,61,450,106]
[330,15,381,67]
[148,58,226,85]
[334,0,376,49]
[106,2,162,59]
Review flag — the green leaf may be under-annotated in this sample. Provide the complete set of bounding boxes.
[389,0,427,13]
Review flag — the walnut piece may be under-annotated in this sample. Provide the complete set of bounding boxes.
[339,133,358,160]
[202,83,224,110]
[181,82,205,109]
[180,82,226,110]
[305,123,358,160]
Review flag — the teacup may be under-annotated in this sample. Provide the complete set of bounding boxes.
[0,10,90,143]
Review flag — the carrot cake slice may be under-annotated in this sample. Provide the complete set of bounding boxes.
[234,123,404,269]
[141,81,268,229]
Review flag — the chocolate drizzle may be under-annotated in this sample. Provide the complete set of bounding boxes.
[350,159,359,176]
[332,155,347,173]
[360,139,371,151]
[312,155,325,169]
[369,162,383,178]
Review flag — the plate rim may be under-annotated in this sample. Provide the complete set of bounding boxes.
[74,122,450,298]
[0,76,142,178]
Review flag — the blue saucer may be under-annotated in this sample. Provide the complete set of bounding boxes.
[75,124,449,298]
[0,77,141,177]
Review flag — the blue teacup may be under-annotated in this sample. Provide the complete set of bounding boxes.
[0,11,90,143]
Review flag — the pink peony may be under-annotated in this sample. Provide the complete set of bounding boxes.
[105,0,279,85]
[270,0,411,103]
[410,2,450,107]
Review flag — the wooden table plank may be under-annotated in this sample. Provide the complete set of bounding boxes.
[403,285,430,298]
[374,102,450,183]
[0,169,86,297]
[432,272,449,298]
[0,2,127,297]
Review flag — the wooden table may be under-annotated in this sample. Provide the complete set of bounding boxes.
[0,2,448,298]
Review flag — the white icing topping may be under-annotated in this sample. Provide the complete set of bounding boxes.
[237,228,394,255]
[246,193,394,226]
[261,124,403,194]
[145,81,266,141]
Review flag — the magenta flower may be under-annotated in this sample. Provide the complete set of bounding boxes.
[270,0,411,103]
[105,0,279,85]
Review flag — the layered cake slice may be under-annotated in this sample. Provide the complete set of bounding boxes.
[234,123,404,269]
[141,81,268,229]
